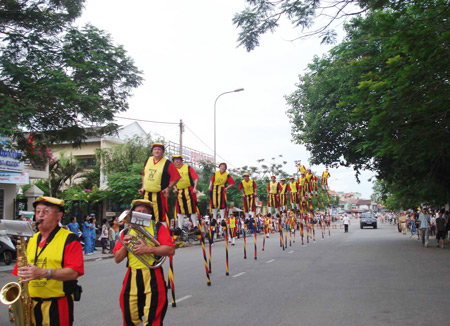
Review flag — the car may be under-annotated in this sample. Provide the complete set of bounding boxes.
[360,213,377,229]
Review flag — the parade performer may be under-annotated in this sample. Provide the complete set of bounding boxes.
[114,199,175,326]
[239,173,257,220]
[279,178,288,213]
[297,161,307,174]
[208,162,235,221]
[139,143,181,223]
[321,168,331,189]
[228,213,237,245]
[172,155,200,232]
[298,171,307,210]
[13,196,84,326]
[267,175,282,215]
[287,176,299,211]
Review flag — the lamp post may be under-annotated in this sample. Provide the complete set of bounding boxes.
[214,88,244,167]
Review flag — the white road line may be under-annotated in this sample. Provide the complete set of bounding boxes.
[175,295,192,304]
[266,259,275,263]
[232,272,246,278]
[288,251,294,254]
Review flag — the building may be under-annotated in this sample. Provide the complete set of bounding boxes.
[0,138,49,220]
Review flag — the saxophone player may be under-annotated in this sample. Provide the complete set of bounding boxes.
[113,199,175,326]
[12,196,84,326]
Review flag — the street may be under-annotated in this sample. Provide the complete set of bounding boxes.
[1,220,450,326]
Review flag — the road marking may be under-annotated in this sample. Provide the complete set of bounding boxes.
[232,272,246,278]
[266,259,275,263]
[288,251,294,254]
[176,295,192,304]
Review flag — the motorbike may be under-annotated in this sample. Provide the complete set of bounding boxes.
[0,230,16,265]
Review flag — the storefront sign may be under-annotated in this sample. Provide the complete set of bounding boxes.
[0,172,29,185]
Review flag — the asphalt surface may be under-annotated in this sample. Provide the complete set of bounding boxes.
[1,221,450,326]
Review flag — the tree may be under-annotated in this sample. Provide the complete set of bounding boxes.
[1,0,143,162]
[286,2,450,205]
[232,0,448,51]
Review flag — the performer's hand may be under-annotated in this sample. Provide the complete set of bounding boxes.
[162,187,170,198]
[133,239,152,255]
[18,263,47,281]
[138,188,144,196]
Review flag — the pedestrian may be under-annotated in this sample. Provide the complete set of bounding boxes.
[67,216,81,238]
[138,143,181,223]
[89,214,96,253]
[342,214,350,233]
[109,220,116,253]
[398,212,407,235]
[418,208,431,248]
[83,215,93,255]
[99,218,110,254]
[209,216,217,246]
[435,210,446,249]
[112,216,120,241]
[114,199,175,326]
[430,211,436,236]
[13,196,84,326]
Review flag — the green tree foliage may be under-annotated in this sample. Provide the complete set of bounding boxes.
[0,0,143,161]
[233,0,440,51]
[286,2,450,205]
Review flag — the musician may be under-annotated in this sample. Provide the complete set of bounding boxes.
[13,196,84,326]
[114,199,175,326]
[238,173,257,220]
[208,162,235,221]
[172,154,200,232]
[139,143,181,223]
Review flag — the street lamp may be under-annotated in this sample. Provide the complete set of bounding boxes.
[214,88,244,167]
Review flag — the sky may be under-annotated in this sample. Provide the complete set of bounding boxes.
[77,0,375,198]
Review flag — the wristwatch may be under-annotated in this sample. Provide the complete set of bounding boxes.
[46,269,53,280]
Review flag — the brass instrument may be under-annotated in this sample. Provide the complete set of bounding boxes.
[0,220,36,326]
[118,211,166,269]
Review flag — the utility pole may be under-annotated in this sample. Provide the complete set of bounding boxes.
[179,119,184,155]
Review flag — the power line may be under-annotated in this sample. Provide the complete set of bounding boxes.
[115,116,179,125]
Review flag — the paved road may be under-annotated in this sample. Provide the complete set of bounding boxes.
[1,221,450,325]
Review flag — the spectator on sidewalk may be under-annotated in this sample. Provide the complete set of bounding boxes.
[436,210,446,249]
[430,211,436,236]
[418,208,431,248]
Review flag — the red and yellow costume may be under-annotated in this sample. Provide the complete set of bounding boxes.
[209,170,235,210]
[239,178,257,213]
[13,227,84,326]
[114,222,175,326]
[142,157,180,222]
[175,163,199,215]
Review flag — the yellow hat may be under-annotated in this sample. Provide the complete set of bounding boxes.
[172,154,183,160]
[280,178,286,181]
[289,176,294,179]
[131,199,153,209]
[218,162,227,169]
[242,173,249,177]
[271,175,276,178]
[33,196,65,213]
[151,143,165,151]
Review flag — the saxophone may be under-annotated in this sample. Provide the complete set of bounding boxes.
[1,221,37,326]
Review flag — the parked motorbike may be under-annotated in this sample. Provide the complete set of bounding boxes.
[0,230,16,265]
